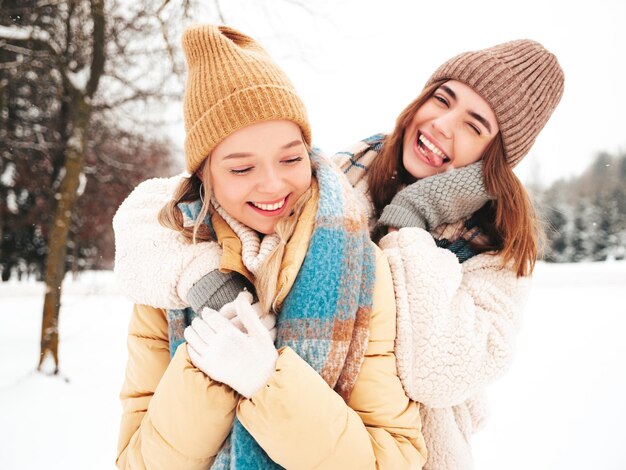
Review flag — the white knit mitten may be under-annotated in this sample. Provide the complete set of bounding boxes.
[185,292,278,398]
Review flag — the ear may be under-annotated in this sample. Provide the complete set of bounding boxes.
[195,158,209,180]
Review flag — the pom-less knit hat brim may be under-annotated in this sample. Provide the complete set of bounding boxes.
[426,39,564,167]
[182,25,311,174]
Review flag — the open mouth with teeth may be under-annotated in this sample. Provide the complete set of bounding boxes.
[416,131,450,167]
[247,195,289,216]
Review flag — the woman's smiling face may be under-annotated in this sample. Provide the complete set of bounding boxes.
[402,80,499,179]
[206,120,311,235]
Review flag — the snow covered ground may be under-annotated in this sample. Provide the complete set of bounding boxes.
[1,262,625,469]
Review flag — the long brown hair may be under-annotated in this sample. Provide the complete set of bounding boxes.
[368,79,540,277]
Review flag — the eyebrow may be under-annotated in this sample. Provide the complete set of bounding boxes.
[221,139,304,160]
[281,139,304,150]
[440,85,493,134]
[222,152,254,161]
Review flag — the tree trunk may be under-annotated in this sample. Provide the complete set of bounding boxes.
[38,0,105,373]
[38,99,91,373]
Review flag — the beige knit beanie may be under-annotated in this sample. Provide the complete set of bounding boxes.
[426,39,564,167]
[182,25,311,174]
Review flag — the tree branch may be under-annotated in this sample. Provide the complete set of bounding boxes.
[156,0,183,77]
[93,89,179,111]
[4,139,58,152]
[96,151,136,171]
[86,0,106,98]
[96,66,181,110]
[0,24,62,55]
[214,0,227,23]
[0,60,21,69]
[0,37,62,65]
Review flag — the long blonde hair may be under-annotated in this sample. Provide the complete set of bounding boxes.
[255,187,312,314]
[368,79,541,277]
[158,157,313,315]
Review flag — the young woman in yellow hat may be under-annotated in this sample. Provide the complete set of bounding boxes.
[114,24,426,469]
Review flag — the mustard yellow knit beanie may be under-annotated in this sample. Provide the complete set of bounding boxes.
[426,39,564,167]
[182,25,311,174]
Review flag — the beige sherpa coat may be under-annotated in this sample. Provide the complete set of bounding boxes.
[378,226,529,469]
[333,139,531,470]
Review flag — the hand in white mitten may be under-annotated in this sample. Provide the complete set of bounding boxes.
[185,292,278,398]
[214,291,277,342]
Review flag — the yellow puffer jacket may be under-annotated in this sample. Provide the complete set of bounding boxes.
[117,184,427,469]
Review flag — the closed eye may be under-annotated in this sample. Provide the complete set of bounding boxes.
[230,167,253,175]
[468,123,481,135]
[282,156,303,164]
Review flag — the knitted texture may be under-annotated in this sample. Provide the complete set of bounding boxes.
[182,25,311,174]
[212,197,281,276]
[186,270,252,314]
[433,217,481,263]
[336,135,489,241]
[168,151,375,469]
[378,161,491,232]
[427,39,564,167]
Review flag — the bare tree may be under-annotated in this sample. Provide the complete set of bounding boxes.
[0,0,181,373]
[1,0,106,373]
[0,0,323,374]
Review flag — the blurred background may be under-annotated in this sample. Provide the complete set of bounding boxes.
[1,0,625,468]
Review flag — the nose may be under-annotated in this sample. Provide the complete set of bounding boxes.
[431,113,453,140]
[256,166,284,195]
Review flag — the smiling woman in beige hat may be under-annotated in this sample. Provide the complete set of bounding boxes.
[114,24,427,469]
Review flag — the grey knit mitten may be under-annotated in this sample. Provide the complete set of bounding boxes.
[377,161,492,232]
[187,270,254,314]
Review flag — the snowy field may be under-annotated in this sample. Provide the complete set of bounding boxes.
[1,261,625,469]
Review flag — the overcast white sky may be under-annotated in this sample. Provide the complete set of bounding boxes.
[181,0,626,186]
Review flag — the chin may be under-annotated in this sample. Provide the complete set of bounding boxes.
[403,155,435,180]
[249,222,276,235]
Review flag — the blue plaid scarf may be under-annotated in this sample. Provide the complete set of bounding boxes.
[168,151,375,469]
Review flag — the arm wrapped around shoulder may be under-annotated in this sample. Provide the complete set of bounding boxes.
[380,227,530,407]
[113,175,223,309]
